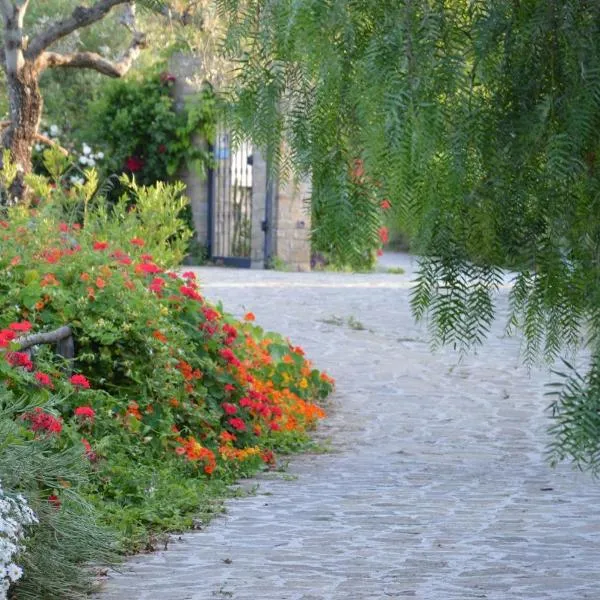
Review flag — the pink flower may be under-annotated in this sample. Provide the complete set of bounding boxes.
[182,271,196,280]
[70,374,91,389]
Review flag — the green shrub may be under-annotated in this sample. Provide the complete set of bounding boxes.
[0,156,334,595]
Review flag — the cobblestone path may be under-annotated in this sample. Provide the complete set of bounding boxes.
[98,254,600,600]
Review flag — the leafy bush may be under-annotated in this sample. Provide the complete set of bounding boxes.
[84,68,215,186]
[0,157,334,597]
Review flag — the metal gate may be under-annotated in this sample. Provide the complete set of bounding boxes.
[208,130,254,267]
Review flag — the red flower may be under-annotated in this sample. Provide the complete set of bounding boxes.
[6,351,33,371]
[239,397,252,408]
[377,249,384,257]
[380,199,392,210]
[0,328,15,348]
[160,72,176,84]
[95,277,106,289]
[202,307,220,322]
[111,249,132,265]
[59,222,69,233]
[48,494,61,508]
[93,241,109,251]
[244,312,255,321]
[81,437,98,461]
[228,417,246,431]
[22,407,62,434]
[269,421,281,431]
[224,384,236,392]
[378,226,389,244]
[130,237,145,247]
[125,155,145,172]
[70,374,91,389]
[9,320,32,332]
[219,348,241,367]
[182,271,196,280]
[34,371,53,388]
[135,262,162,275]
[180,285,203,302]
[74,405,95,421]
[261,450,275,465]
[222,402,237,415]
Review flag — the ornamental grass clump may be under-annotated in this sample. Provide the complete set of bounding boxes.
[0,154,334,595]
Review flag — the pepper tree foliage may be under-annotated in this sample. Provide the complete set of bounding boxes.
[217,0,600,471]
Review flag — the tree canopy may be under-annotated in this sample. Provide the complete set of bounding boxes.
[218,0,600,471]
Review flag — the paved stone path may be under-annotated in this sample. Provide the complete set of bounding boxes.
[98,254,600,599]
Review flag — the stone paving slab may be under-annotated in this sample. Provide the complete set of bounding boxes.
[97,254,600,600]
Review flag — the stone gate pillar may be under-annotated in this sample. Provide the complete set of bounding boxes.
[272,175,312,271]
[169,53,210,250]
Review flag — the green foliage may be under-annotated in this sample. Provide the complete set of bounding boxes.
[85,68,215,185]
[218,0,600,471]
[0,394,116,599]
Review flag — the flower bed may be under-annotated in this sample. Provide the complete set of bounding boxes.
[0,165,334,598]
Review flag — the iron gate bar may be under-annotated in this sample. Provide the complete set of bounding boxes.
[208,129,253,268]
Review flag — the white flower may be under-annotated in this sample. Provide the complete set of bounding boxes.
[6,564,22,583]
[87,157,96,167]
[70,176,84,186]
[82,143,91,155]
[79,155,88,165]
[96,152,104,160]
[0,479,36,599]
[49,124,59,137]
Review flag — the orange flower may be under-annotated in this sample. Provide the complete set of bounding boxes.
[41,273,59,287]
[153,330,168,343]
[95,277,106,289]
[80,272,90,282]
[244,312,256,321]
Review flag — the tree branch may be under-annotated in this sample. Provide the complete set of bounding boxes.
[39,31,146,77]
[25,0,127,59]
[16,326,72,351]
[0,120,69,154]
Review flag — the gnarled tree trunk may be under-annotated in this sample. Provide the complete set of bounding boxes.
[0,0,148,204]
[2,62,43,202]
